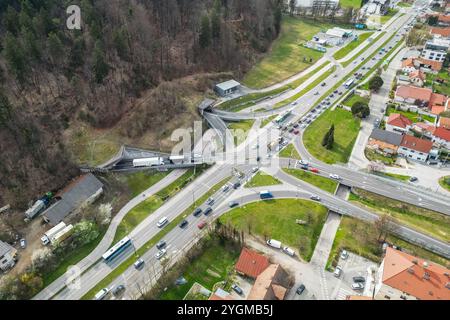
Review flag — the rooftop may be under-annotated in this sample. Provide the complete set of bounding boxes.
[0,240,14,257]
[395,85,432,102]
[387,113,413,129]
[215,80,241,91]
[235,247,270,279]
[369,128,403,146]
[417,58,444,72]
[400,135,434,153]
[430,27,450,38]
[381,247,450,300]
[247,264,290,300]
[433,127,450,142]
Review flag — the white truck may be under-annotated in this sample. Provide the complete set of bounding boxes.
[25,200,46,219]
[266,239,282,249]
[41,222,67,245]
[132,157,164,167]
[51,224,74,246]
[169,155,185,164]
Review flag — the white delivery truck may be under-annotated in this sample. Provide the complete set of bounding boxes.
[41,222,66,245]
[25,200,46,219]
[169,155,185,164]
[266,239,282,249]
[132,157,164,167]
[51,224,74,246]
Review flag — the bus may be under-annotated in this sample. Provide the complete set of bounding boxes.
[273,110,292,124]
[102,237,132,262]
[344,78,355,89]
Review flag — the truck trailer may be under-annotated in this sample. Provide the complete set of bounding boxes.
[25,200,46,219]
[132,157,164,167]
[41,222,67,245]
[51,224,74,246]
[169,155,185,164]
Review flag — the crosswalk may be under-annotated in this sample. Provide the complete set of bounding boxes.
[336,288,353,300]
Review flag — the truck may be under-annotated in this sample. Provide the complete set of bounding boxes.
[132,157,164,167]
[51,224,74,246]
[266,239,282,249]
[260,191,273,199]
[169,155,185,164]
[41,222,67,245]
[25,200,46,219]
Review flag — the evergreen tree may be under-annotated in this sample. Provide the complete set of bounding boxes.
[92,40,109,83]
[274,4,282,35]
[47,32,64,64]
[211,0,221,39]
[326,125,334,150]
[3,32,27,82]
[199,15,211,48]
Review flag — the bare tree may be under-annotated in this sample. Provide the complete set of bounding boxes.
[374,214,398,242]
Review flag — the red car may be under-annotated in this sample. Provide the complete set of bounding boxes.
[309,167,319,173]
[198,221,207,229]
[293,130,299,135]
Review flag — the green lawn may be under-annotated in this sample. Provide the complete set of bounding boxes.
[429,69,450,97]
[279,143,301,159]
[245,171,281,188]
[327,216,449,270]
[380,9,399,24]
[159,236,240,300]
[114,166,208,242]
[243,17,339,89]
[219,199,328,261]
[261,115,277,128]
[342,93,370,108]
[124,171,172,197]
[439,176,450,192]
[364,148,396,166]
[228,120,255,146]
[340,0,363,8]
[376,172,410,182]
[217,86,288,112]
[349,189,450,243]
[283,168,338,194]
[82,177,231,300]
[341,32,385,67]
[333,32,374,60]
[303,108,361,164]
[386,105,435,123]
[397,2,412,7]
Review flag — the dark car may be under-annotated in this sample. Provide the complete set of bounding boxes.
[179,219,188,228]
[233,181,241,189]
[296,284,306,295]
[300,164,309,170]
[293,123,299,128]
[310,195,321,201]
[112,284,126,296]
[156,240,166,250]
[231,284,243,295]
[321,82,326,86]
[409,176,418,182]
[229,201,239,208]
[193,208,202,217]
[353,276,366,283]
[288,128,294,133]
[203,207,213,216]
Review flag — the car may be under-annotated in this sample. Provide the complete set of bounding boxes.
[321,82,326,86]
[326,101,331,105]
[297,159,309,166]
[306,119,312,124]
[20,238,26,249]
[252,167,259,173]
[197,221,207,229]
[330,94,334,98]
[112,284,126,296]
[329,174,341,180]
[203,207,213,216]
[94,288,110,300]
[233,181,241,189]
[310,109,316,113]
[156,240,166,250]
[222,185,230,192]
[155,249,167,260]
[334,266,342,278]
[231,284,243,295]
[179,219,188,228]
[282,126,288,131]
[333,90,338,94]
[288,128,294,133]
[206,197,214,205]
[334,74,338,78]
[193,208,202,217]
[293,123,299,128]
[300,164,309,170]
[282,246,295,256]
[296,284,306,295]
[310,195,321,201]
[229,201,239,208]
[314,91,319,95]
[340,250,349,260]
[301,123,307,129]
[351,282,365,290]
[134,258,145,270]
[353,276,366,283]
[338,91,342,95]
[372,57,376,60]
[293,130,299,135]
[409,176,418,182]
[309,167,319,173]
[292,101,298,106]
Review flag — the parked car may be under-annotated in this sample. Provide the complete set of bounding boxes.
[20,238,26,249]
[228,201,239,208]
[296,284,306,295]
[321,82,326,87]
[293,130,299,135]
[134,258,145,270]
[334,266,342,278]
[156,240,166,250]
[288,128,294,133]
[310,195,321,201]
[351,282,365,290]
[193,208,202,217]
[179,219,188,228]
[231,284,243,295]
[155,249,167,260]
[112,284,126,296]
[197,221,207,229]
[282,246,295,257]
[252,167,259,173]
[340,250,349,260]
[353,276,366,283]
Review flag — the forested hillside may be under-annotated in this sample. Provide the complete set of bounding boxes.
[0,0,282,209]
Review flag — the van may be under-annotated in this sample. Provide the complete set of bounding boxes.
[156,217,169,228]
[266,239,282,249]
[94,288,109,300]
[282,246,295,257]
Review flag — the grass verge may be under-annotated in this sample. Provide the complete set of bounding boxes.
[439,176,450,192]
[245,171,281,188]
[283,168,339,194]
[279,143,301,160]
[333,32,374,60]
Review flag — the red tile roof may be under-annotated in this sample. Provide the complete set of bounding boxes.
[395,86,432,102]
[430,27,450,37]
[400,135,434,153]
[440,116,450,129]
[417,58,443,72]
[387,113,413,129]
[433,127,450,142]
[382,247,450,300]
[408,70,425,81]
[402,58,415,68]
[439,14,450,23]
[235,248,270,279]
[414,122,436,133]
[430,93,447,107]
[431,105,446,115]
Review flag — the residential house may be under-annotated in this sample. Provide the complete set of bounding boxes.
[429,92,448,112]
[42,173,104,226]
[398,134,434,162]
[394,86,432,108]
[401,49,420,60]
[438,115,450,128]
[374,247,450,300]
[401,58,417,73]
[431,105,447,115]
[367,128,403,154]
[438,14,450,27]
[247,264,291,300]
[412,122,436,138]
[432,127,450,149]
[235,247,270,279]
[0,240,17,271]
[386,113,413,133]
[397,74,411,86]
[408,70,425,87]
[430,27,450,39]
[415,57,443,73]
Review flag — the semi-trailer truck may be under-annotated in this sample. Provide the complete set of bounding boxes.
[169,155,185,164]
[51,224,74,246]
[25,200,46,219]
[132,157,164,167]
[41,222,67,245]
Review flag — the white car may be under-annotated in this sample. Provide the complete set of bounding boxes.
[20,238,26,249]
[252,167,259,173]
[282,246,295,257]
[222,185,230,192]
[297,160,308,166]
[334,266,342,278]
[94,288,110,300]
[340,250,349,260]
[155,249,167,260]
[351,282,365,290]
[329,174,341,180]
